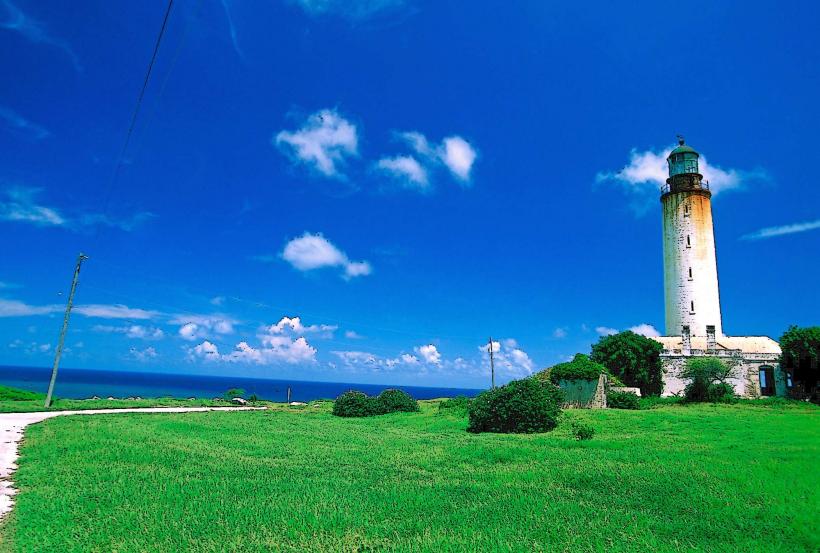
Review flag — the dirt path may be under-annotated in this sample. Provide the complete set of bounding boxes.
[0,406,265,519]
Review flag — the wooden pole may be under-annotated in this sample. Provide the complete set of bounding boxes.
[44,253,88,408]
[488,337,495,389]
[287,386,291,404]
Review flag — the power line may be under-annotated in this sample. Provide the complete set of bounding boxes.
[93,0,176,239]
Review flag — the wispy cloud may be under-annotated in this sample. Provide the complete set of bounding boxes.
[219,0,243,58]
[275,109,358,179]
[94,324,165,339]
[289,0,406,20]
[0,299,159,320]
[281,232,372,279]
[596,144,767,215]
[128,346,158,362]
[741,219,820,241]
[0,187,154,231]
[0,106,49,139]
[595,324,660,338]
[0,0,81,70]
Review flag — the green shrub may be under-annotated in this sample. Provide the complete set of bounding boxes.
[682,357,737,403]
[224,388,246,401]
[543,354,605,384]
[607,390,640,410]
[467,378,563,434]
[376,389,419,413]
[332,391,378,417]
[571,420,595,441]
[591,330,664,396]
[438,395,472,416]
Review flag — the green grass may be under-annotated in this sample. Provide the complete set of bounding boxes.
[0,385,273,412]
[1,401,818,552]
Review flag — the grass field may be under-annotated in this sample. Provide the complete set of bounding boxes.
[1,401,817,552]
[0,385,268,413]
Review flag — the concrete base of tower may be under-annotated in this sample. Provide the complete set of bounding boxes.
[652,335,788,398]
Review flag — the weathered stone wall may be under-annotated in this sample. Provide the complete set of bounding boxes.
[661,189,723,337]
[660,351,784,398]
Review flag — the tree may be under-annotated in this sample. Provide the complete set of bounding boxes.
[590,331,663,396]
[779,325,820,401]
[680,357,736,402]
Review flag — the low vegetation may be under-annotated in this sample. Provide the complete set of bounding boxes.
[541,353,605,384]
[467,377,563,434]
[332,389,419,417]
[681,357,737,403]
[0,401,816,551]
[0,385,269,413]
[607,389,640,410]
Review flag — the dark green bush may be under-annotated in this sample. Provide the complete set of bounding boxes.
[544,354,605,384]
[224,388,246,401]
[332,391,378,417]
[682,357,737,403]
[438,395,472,416]
[607,390,640,410]
[376,389,420,413]
[467,378,564,434]
[571,420,595,441]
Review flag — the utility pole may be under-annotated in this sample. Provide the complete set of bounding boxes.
[488,337,495,389]
[44,253,89,408]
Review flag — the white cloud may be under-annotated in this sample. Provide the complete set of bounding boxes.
[0,105,49,139]
[628,323,661,338]
[375,155,429,189]
[415,344,441,365]
[596,145,767,211]
[74,304,159,320]
[0,299,58,317]
[129,346,158,361]
[595,324,660,337]
[0,187,65,226]
[0,0,81,70]
[290,0,405,20]
[0,187,153,230]
[441,136,477,182]
[189,335,317,365]
[552,327,568,339]
[379,131,477,190]
[266,316,337,337]
[345,330,363,339]
[93,324,164,339]
[173,314,236,341]
[275,109,358,178]
[741,218,820,241]
[281,232,372,279]
[210,296,226,306]
[476,338,534,378]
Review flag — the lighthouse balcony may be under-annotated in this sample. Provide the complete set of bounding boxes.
[660,179,710,196]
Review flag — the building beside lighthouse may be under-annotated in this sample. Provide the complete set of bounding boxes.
[652,138,786,398]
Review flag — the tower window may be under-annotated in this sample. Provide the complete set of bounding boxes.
[688,267,693,280]
[686,235,691,248]
[684,204,690,217]
[690,301,695,313]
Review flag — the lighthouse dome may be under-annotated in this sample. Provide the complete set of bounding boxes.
[667,137,700,176]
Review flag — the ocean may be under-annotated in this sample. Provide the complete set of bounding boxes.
[0,365,483,402]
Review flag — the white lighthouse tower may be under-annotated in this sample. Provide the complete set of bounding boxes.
[661,137,723,339]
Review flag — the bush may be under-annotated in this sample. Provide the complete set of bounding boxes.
[224,388,246,401]
[332,391,378,417]
[591,331,664,396]
[571,420,595,441]
[438,395,472,416]
[543,354,605,384]
[467,378,563,434]
[607,390,639,410]
[332,389,420,417]
[682,357,737,403]
[376,389,419,413]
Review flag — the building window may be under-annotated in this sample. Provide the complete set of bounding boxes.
[686,235,691,248]
[759,366,775,396]
[786,372,793,388]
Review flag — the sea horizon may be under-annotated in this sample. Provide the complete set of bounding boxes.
[0,365,484,402]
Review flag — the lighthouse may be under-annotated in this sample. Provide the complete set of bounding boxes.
[661,138,723,339]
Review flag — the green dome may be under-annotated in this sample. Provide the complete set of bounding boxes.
[668,138,698,158]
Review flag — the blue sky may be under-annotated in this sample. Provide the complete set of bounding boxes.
[1,0,818,388]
